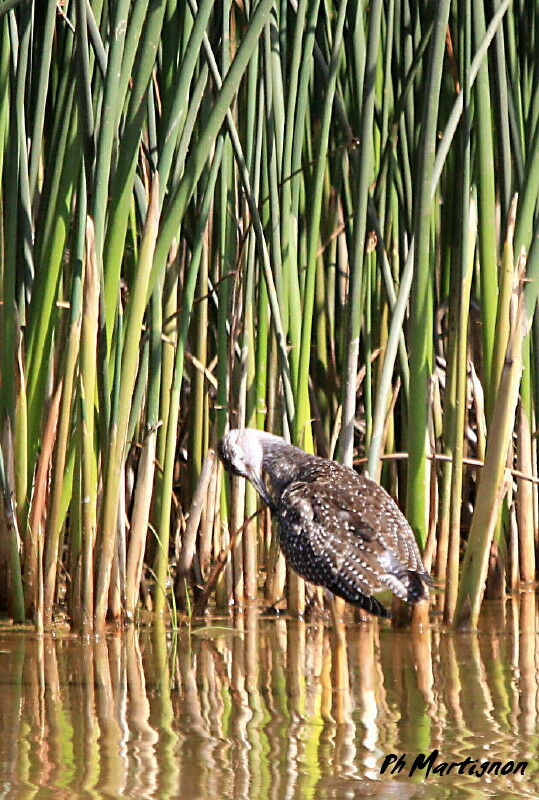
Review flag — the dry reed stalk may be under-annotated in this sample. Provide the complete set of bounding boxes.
[455,250,528,628]
[25,378,63,624]
[199,452,219,576]
[516,401,535,583]
[125,423,158,617]
[194,508,262,615]
[175,448,216,601]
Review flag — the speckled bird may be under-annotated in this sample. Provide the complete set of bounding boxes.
[217,428,431,618]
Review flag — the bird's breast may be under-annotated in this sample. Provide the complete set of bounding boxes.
[277,512,333,586]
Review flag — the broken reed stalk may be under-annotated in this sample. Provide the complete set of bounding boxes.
[194,509,264,616]
[356,452,539,486]
[175,449,216,585]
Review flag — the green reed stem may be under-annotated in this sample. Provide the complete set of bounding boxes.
[406,0,451,550]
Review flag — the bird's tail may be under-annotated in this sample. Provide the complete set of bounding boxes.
[383,565,431,604]
[405,570,431,603]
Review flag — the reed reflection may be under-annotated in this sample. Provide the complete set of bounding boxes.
[0,600,536,798]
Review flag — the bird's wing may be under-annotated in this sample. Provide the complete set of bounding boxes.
[282,474,429,603]
[321,468,426,573]
[279,481,390,613]
[364,483,423,570]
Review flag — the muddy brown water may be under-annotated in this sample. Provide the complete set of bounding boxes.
[0,597,537,799]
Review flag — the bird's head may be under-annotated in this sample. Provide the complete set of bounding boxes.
[217,429,274,507]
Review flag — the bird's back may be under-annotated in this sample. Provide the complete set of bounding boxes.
[273,458,429,616]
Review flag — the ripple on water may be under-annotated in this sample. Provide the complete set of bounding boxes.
[0,597,536,799]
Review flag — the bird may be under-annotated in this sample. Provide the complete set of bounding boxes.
[217,428,431,618]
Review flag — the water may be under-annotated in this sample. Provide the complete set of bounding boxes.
[0,596,537,799]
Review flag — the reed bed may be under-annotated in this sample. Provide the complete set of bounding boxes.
[1,0,539,631]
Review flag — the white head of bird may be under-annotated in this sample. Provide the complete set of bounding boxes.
[217,429,278,506]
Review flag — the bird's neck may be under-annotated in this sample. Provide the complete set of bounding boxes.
[260,439,320,498]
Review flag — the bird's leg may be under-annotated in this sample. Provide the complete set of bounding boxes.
[330,620,350,723]
[325,589,349,665]
[324,589,345,627]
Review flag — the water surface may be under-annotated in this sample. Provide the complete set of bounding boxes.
[0,596,537,799]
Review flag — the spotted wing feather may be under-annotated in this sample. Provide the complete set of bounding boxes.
[278,472,429,615]
[277,484,391,616]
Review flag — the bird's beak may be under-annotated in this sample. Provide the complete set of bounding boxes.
[247,470,274,509]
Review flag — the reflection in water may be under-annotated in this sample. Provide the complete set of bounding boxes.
[0,599,537,799]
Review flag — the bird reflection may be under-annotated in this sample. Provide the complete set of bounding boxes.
[0,599,536,798]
